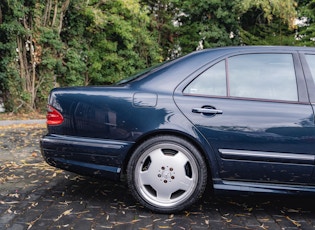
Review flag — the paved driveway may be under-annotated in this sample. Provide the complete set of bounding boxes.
[1,124,315,229]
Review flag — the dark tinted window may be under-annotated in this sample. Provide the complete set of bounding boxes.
[185,53,298,101]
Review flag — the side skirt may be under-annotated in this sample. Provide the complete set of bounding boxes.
[213,179,315,195]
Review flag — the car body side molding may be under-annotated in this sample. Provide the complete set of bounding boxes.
[219,149,315,165]
[214,180,315,194]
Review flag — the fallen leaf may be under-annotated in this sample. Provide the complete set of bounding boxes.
[0,201,20,205]
[7,207,12,214]
[8,193,20,198]
[286,216,301,227]
[54,208,73,222]
[287,209,300,213]
[222,216,232,223]
[258,218,270,222]
[27,214,42,230]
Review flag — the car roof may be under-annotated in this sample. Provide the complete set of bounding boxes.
[129,46,315,92]
[201,45,315,52]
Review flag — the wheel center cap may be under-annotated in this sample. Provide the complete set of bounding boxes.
[162,171,170,178]
[158,166,175,183]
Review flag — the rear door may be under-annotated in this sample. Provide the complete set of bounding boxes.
[300,53,315,183]
[301,53,315,113]
[174,51,315,184]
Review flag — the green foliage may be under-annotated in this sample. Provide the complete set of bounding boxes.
[1,0,315,112]
[238,0,298,45]
[296,0,315,46]
[239,10,297,45]
[0,0,26,111]
[176,0,240,54]
[238,0,297,28]
[39,28,63,51]
[60,0,162,85]
[140,0,179,59]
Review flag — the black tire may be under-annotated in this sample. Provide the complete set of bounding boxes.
[127,135,208,213]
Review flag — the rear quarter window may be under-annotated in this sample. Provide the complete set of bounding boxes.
[305,54,315,85]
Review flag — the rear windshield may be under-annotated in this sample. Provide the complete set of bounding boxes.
[115,60,172,85]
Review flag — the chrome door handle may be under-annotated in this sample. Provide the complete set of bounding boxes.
[192,108,223,115]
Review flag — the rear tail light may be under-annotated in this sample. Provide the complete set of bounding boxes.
[46,105,64,125]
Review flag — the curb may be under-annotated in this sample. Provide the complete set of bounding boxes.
[0,119,46,126]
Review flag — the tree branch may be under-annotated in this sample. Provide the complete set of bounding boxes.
[0,5,2,24]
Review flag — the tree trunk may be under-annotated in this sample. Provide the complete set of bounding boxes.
[43,0,53,26]
[52,0,58,27]
[58,0,70,34]
[0,5,2,24]
[16,37,27,91]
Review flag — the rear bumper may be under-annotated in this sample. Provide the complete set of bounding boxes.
[40,134,134,180]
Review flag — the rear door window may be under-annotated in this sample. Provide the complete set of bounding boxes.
[229,54,298,101]
[184,53,298,102]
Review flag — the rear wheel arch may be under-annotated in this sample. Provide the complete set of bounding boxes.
[123,131,213,178]
[124,132,212,213]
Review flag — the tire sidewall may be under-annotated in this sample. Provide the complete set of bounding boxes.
[127,135,207,213]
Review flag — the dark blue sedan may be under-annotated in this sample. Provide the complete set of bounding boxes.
[41,46,315,213]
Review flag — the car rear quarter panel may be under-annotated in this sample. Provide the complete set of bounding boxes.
[42,85,216,180]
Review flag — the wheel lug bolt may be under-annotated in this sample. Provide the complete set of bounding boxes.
[161,167,165,170]
[164,180,167,183]
[171,176,175,179]
[170,168,173,171]
[158,174,161,177]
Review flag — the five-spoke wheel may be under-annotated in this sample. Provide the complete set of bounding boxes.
[127,135,207,213]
